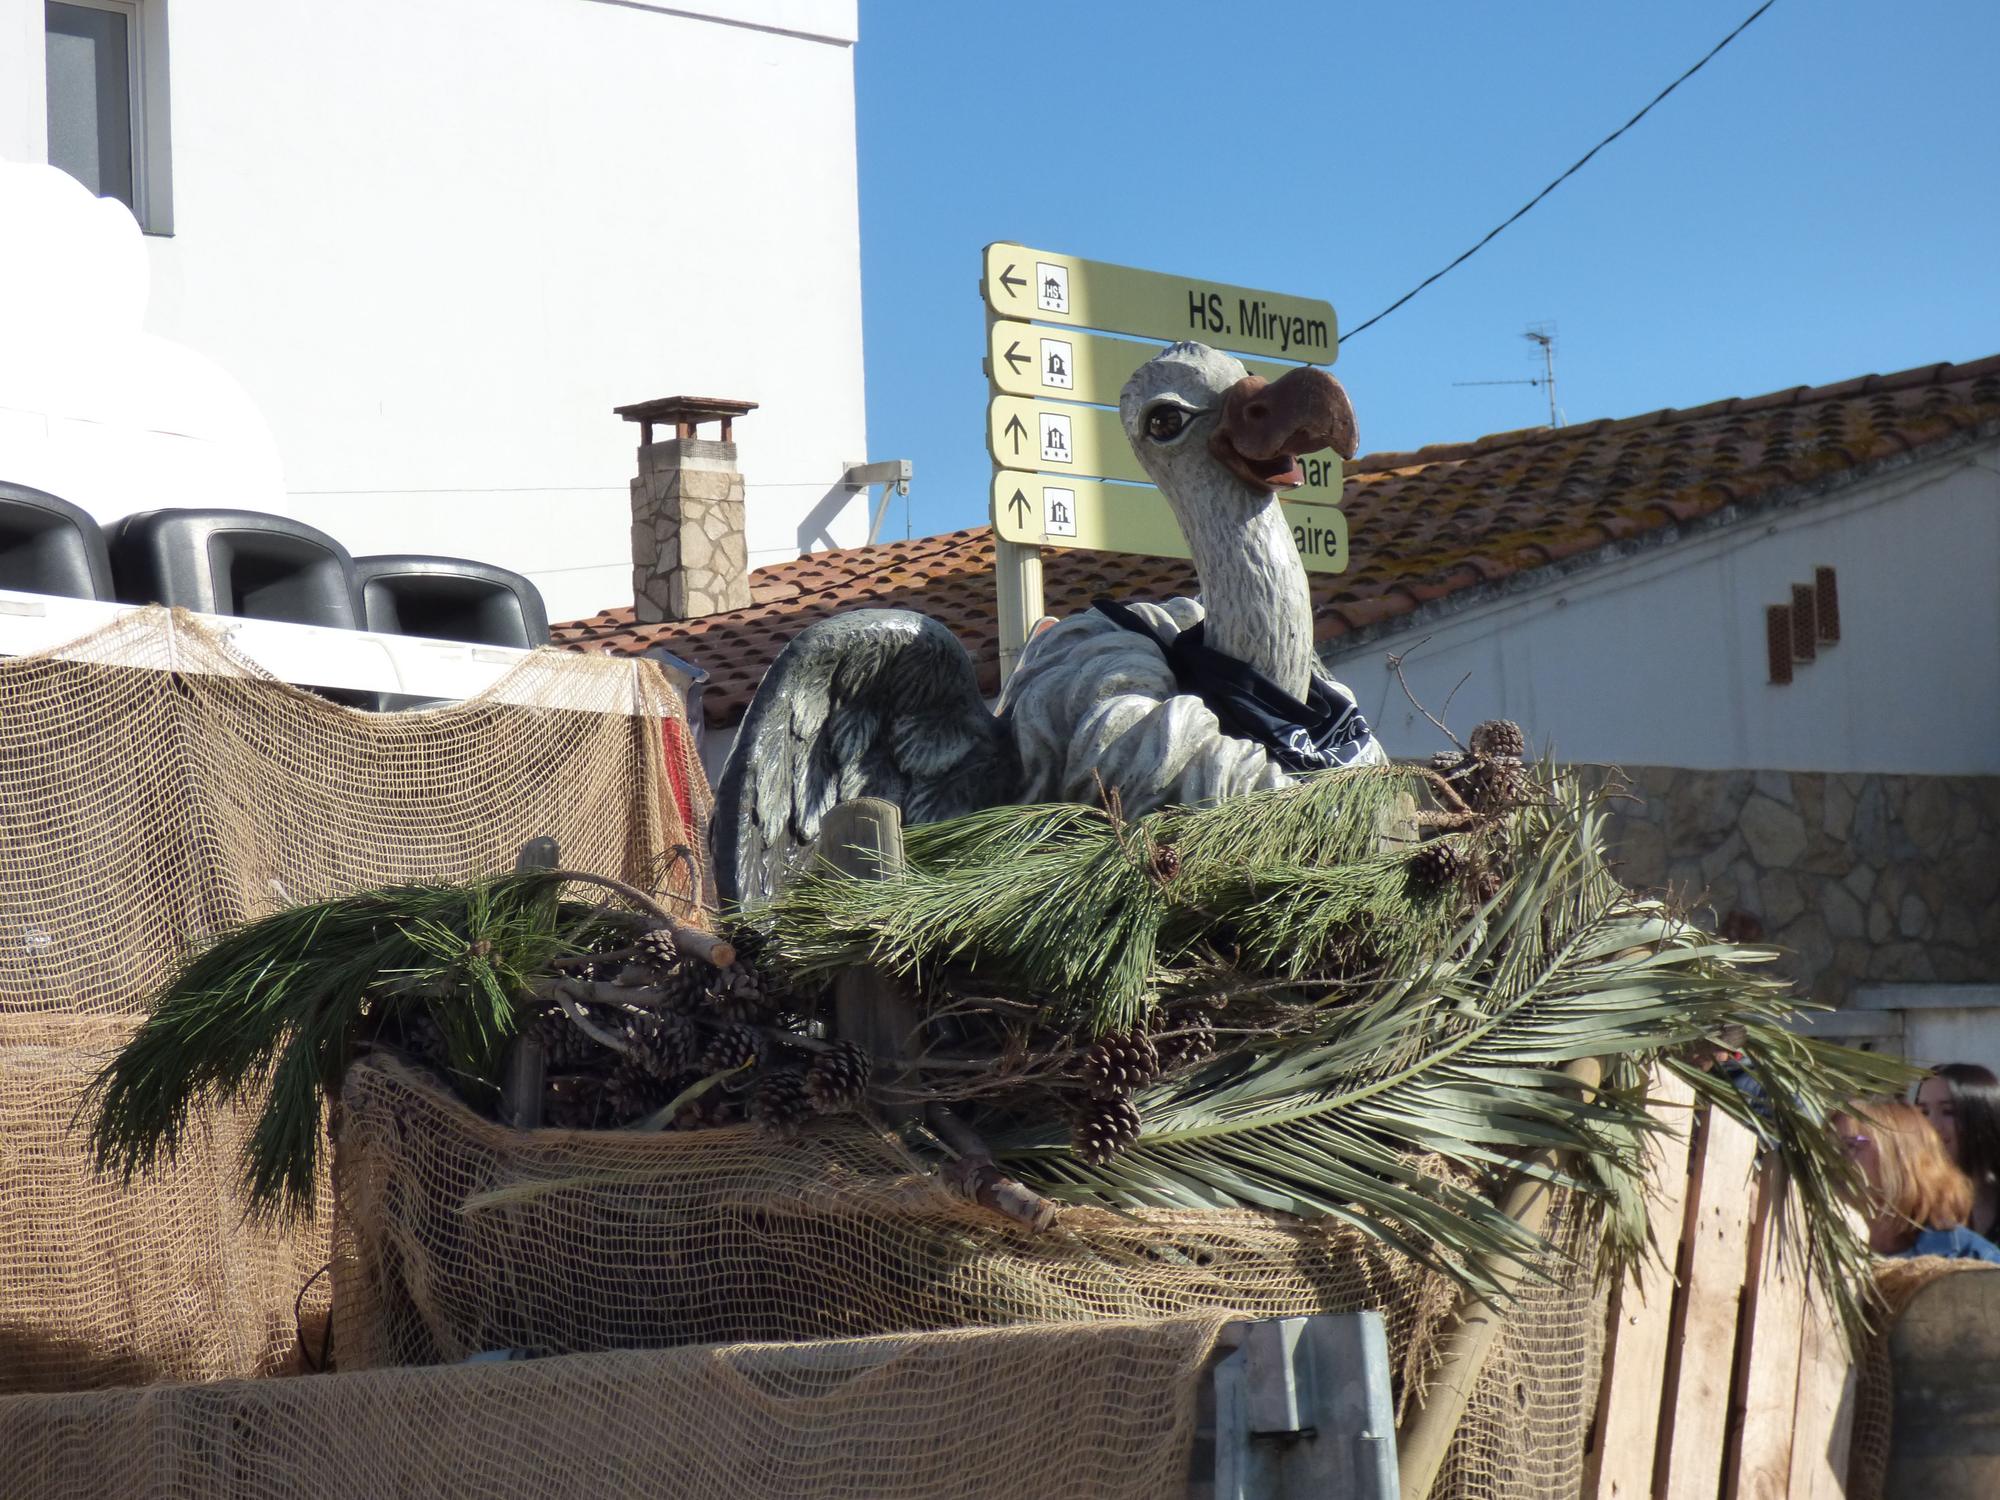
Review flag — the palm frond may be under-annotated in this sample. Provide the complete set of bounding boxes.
[976,768,1913,1338]
[87,871,623,1219]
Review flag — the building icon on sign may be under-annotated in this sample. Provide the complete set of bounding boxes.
[1039,338,1074,390]
[1043,485,1077,537]
[1036,262,1069,314]
[1039,411,1072,464]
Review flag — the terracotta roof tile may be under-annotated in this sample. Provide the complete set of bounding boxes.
[555,353,2000,728]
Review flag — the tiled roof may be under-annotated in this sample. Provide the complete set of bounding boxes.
[555,354,2000,728]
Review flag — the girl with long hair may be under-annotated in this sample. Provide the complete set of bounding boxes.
[1834,1098,2000,1262]
[1913,1062,2000,1239]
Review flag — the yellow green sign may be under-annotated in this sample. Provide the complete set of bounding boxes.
[991,473,1348,575]
[988,320,1303,409]
[986,394,1344,500]
[983,243,1338,364]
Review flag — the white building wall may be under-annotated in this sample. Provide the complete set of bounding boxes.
[1,0,868,622]
[1329,442,2000,776]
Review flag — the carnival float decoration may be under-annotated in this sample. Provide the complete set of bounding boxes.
[88,344,1907,1336]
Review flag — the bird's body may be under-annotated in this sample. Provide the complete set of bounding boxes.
[713,343,1381,906]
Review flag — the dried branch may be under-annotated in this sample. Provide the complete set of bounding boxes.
[1384,640,1467,754]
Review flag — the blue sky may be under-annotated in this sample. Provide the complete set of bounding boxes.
[854,1,2000,541]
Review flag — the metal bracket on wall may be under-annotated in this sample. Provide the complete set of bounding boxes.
[845,459,915,544]
[1192,1311,1400,1500]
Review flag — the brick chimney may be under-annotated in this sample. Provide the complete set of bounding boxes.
[616,395,758,623]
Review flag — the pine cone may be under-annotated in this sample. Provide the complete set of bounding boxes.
[651,961,708,1014]
[804,1040,873,1114]
[1071,1093,1143,1165]
[602,1059,667,1124]
[630,926,680,969]
[1082,1029,1161,1092]
[700,1022,762,1075]
[536,1009,609,1072]
[1407,839,1468,893]
[750,1070,814,1136]
[1430,749,1468,774]
[624,1011,696,1081]
[393,1006,451,1069]
[1463,756,1528,815]
[1469,719,1527,761]
[1153,1010,1216,1070]
[540,1074,604,1130]
[674,1089,737,1131]
[1148,843,1181,883]
[706,961,776,1023]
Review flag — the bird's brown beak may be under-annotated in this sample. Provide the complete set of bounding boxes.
[1209,367,1357,492]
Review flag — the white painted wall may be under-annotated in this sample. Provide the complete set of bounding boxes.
[1328,442,2000,776]
[1,0,868,622]
[0,162,289,514]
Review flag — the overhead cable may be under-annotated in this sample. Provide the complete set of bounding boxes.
[1339,1,1778,344]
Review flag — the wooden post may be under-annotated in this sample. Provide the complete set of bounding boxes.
[1653,1105,1761,1500]
[1397,1057,1603,1500]
[1583,1068,1698,1500]
[1721,1160,1810,1500]
[816,798,921,1126]
[1787,1247,1858,1500]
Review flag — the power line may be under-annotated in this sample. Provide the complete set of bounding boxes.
[1339,1,1777,344]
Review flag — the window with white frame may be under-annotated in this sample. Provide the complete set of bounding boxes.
[43,0,171,233]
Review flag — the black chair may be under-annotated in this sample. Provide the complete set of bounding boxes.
[108,509,364,629]
[352,555,550,648]
[353,555,550,712]
[0,483,114,600]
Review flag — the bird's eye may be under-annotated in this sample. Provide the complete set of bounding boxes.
[1145,406,1188,442]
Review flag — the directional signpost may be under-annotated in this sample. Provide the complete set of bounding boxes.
[986,394,1344,498]
[987,320,1303,407]
[982,245,1338,361]
[981,241,1345,679]
[993,473,1348,573]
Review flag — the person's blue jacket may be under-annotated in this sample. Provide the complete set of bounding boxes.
[1903,1226,2000,1263]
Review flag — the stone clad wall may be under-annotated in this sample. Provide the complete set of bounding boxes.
[1598,767,2000,1004]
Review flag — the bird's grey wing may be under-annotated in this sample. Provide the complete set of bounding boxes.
[713,609,1020,906]
[999,598,1292,815]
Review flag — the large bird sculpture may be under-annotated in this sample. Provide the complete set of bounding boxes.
[714,342,1383,905]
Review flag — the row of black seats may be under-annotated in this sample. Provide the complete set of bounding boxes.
[0,481,549,649]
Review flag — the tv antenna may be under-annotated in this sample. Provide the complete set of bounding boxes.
[1453,323,1564,428]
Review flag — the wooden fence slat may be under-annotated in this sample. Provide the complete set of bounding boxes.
[1786,1271,1857,1500]
[1722,1162,1809,1500]
[1583,1069,1698,1500]
[1656,1105,1762,1500]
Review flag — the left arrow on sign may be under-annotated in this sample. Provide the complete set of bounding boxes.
[1003,341,1031,375]
[1003,414,1028,454]
[999,263,1027,295]
[1008,488,1031,526]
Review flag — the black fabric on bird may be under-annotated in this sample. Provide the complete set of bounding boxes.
[1091,599,1376,774]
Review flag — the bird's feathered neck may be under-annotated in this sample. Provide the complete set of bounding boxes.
[1182,494,1315,699]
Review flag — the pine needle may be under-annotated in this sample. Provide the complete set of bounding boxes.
[86,871,623,1220]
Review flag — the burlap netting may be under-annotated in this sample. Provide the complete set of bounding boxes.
[1847,1256,1999,1500]
[0,608,702,1393]
[332,1056,1608,1500]
[2,1318,1225,1500]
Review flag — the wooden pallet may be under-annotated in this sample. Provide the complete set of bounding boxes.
[1582,1074,1856,1500]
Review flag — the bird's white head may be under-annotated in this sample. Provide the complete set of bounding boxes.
[1117,342,1358,698]
[1118,341,1358,513]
